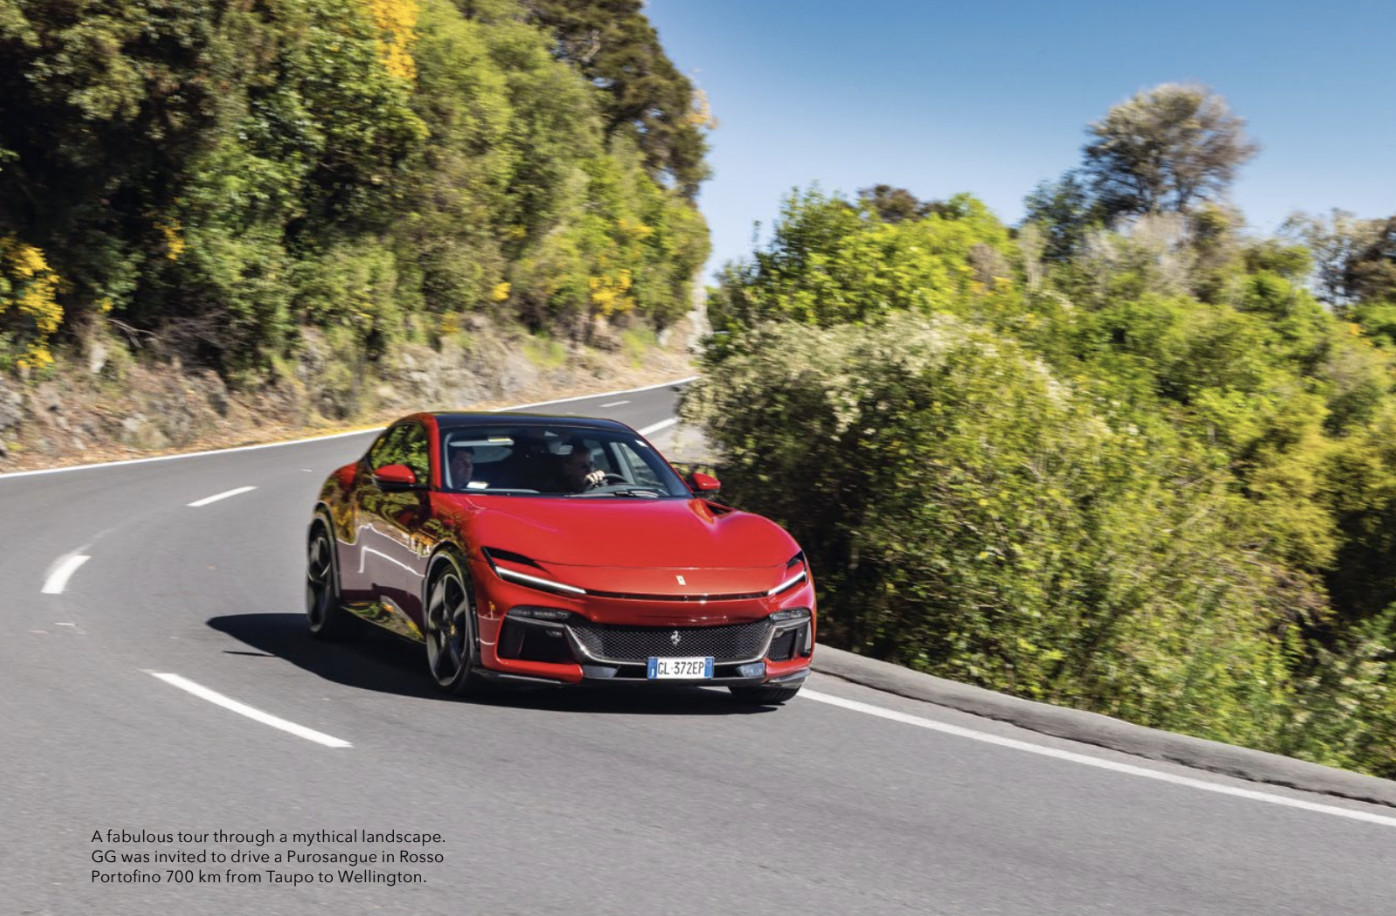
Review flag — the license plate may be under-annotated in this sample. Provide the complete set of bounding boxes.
[647,656,714,679]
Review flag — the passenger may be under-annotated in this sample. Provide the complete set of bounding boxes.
[448,445,475,489]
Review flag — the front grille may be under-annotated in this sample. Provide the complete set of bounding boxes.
[568,619,773,663]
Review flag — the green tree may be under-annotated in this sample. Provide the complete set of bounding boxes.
[856,184,963,224]
[1282,209,1384,305]
[1022,171,1098,262]
[1082,83,1259,219]
[708,187,1016,345]
[694,174,1396,775]
[525,0,712,198]
[0,0,224,322]
[1345,216,1396,304]
[0,0,710,372]
[685,314,1301,746]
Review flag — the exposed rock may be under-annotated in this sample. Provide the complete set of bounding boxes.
[498,351,539,400]
[588,318,622,352]
[0,311,701,472]
[120,413,171,450]
[374,336,513,412]
[0,378,23,433]
[87,339,109,376]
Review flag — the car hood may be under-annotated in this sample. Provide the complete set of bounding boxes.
[455,495,799,573]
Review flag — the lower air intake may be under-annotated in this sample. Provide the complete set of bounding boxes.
[568,619,772,664]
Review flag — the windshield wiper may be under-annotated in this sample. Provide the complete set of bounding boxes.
[568,487,663,498]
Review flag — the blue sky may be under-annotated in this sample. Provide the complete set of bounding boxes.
[644,0,1396,281]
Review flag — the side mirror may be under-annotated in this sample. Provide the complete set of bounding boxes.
[373,463,419,490]
[690,471,721,495]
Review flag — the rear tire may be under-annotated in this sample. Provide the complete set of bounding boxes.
[729,683,802,705]
[424,555,486,698]
[306,521,351,641]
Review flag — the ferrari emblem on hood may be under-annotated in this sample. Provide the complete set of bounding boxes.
[676,574,686,585]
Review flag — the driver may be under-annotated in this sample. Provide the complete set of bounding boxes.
[553,438,607,492]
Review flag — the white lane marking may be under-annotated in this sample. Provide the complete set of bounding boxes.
[601,399,631,408]
[0,428,376,481]
[147,672,351,748]
[42,554,91,594]
[638,418,679,437]
[0,376,698,481]
[501,376,696,412]
[799,689,1396,829]
[186,485,257,508]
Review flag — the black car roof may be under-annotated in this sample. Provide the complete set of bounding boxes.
[431,412,635,433]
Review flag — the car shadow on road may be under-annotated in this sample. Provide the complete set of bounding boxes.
[207,613,777,717]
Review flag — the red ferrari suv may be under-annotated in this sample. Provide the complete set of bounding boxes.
[306,413,815,703]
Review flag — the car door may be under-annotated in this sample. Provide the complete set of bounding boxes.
[337,427,396,603]
[357,421,434,624]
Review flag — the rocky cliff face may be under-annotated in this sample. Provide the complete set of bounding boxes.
[0,314,700,472]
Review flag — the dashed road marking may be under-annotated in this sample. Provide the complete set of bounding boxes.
[146,671,352,748]
[42,554,91,595]
[187,485,257,508]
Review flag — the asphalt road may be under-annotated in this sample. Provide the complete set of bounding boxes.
[4,379,1396,916]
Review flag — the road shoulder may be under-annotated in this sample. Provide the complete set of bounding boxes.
[813,643,1396,808]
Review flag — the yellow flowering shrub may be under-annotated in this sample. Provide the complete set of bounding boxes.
[588,268,634,316]
[364,0,419,81]
[157,220,186,261]
[0,237,64,370]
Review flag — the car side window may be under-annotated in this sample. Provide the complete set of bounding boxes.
[398,424,430,485]
[369,423,430,485]
[366,428,398,470]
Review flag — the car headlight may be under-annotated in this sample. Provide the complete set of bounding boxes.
[483,548,586,597]
[767,552,810,597]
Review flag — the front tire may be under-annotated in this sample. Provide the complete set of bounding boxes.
[729,683,803,705]
[306,521,350,641]
[424,556,485,697]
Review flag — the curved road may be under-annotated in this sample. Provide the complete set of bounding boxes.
[3,380,1395,915]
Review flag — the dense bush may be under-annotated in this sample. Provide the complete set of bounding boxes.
[688,186,1396,776]
[686,315,1301,747]
[0,0,709,374]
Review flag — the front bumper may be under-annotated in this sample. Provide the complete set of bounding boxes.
[482,611,815,687]
[471,552,817,687]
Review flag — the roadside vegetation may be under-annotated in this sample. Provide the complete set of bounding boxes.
[686,84,1396,778]
[0,0,709,386]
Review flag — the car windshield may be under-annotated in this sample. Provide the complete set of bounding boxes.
[439,424,691,497]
